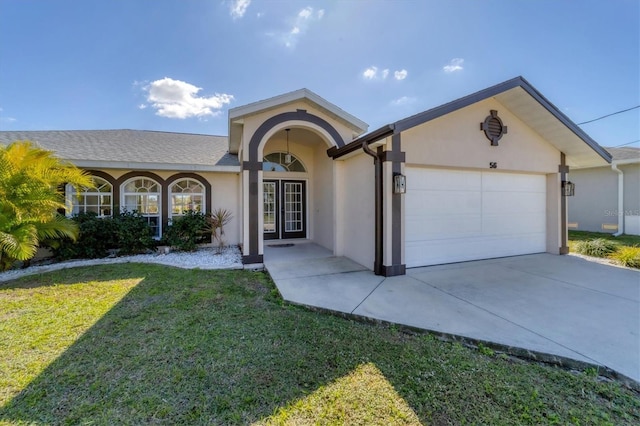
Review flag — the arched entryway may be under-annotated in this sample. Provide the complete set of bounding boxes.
[241,110,346,264]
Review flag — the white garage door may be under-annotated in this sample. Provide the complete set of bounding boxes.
[405,168,546,268]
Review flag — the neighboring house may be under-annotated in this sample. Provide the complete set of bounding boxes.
[0,76,611,276]
[568,147,640,235]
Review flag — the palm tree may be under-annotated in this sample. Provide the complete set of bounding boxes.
[0,140,93,270]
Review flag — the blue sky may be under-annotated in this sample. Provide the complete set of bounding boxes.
[0,0,638,148]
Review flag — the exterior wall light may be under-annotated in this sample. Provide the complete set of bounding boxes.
[562,180,575,197]
[393,173,406,194]
[284,128,292,164]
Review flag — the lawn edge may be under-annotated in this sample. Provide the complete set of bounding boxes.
[281,300,640,392]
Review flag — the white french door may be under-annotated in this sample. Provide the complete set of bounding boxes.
[263,180,307,240]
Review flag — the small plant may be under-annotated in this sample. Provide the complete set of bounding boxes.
[206,208,233,254]
[162,210,210,252]
[573,238,619,258]
[609,246,640,269]
[478,343,495,357]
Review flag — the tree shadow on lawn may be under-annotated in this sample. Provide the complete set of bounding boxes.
[1,263,637,425]
[1,264,424,424]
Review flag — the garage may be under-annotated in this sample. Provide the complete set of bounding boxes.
[405,167,547,268]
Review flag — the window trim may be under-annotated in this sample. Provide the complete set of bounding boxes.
[263,152,307,172]
[169,178,206,221]
[120,176,163,238]
[65,176,113,218]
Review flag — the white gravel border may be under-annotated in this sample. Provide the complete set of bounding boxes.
[0,245,246,283]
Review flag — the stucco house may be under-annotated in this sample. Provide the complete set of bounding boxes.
[0,76,611,276]
[568,147,640,235]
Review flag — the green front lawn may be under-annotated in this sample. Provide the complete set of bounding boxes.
[1,265,638,425]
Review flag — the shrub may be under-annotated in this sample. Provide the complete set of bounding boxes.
[112,211,155,255]
[573,238,619,258]
[53,211,154,259]
[206,208,233,253]
[162,211,210,252]
[53,212,118,260]
[609,246,640,269]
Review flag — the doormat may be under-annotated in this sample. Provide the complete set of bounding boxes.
[268,243,295,248]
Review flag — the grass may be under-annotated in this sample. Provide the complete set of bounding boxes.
[1,264,639,425]
[569,231,640,268]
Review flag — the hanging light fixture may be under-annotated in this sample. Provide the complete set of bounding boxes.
[285,128,292,164]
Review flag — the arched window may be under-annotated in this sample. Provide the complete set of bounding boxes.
[170,178,205,220]
[66,176,113,217]
[263,152,306,172]
[121,177,161,238]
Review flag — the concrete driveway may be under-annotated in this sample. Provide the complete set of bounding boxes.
[265,243,640,384]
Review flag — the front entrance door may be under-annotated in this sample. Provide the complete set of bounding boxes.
[263,180,307,240]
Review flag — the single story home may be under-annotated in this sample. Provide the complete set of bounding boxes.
[0,76,611,276]
[568,147,640,235]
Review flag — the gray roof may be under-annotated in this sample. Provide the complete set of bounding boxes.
[605,147,640,161]
[0,129,239,170]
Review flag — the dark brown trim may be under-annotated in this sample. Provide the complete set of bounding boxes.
[85,170,117,188]
[329,124,394,159]
[391,133,403,268]
[242,254,264,264]
[379,150,406,163]
[242,161,263,171]
[82,170,117,215]
[115,171,166,236]
[382,264,406,277]
[332,77,612,164]
[115,171,166,187]
[243,109,346,262]
[165,173,213,216]
[249,110,346,162]
[560,153,569,254]
[247,169,259,260]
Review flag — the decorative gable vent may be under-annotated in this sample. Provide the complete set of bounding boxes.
[481,110,508,146]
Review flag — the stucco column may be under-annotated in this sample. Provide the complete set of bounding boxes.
[242,162,264,264]
[380,133,406,276]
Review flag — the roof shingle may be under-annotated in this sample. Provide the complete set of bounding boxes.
[0,129,239,168]
[605,147,640,161]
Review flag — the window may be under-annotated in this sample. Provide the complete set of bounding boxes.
[121,177,161,238]
[263,152,306,172]
[66,176,113,217]
[170,178,205,221]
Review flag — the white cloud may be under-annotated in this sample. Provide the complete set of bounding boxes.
[280,6,324,48]
[363,66,378,79]
[143,77,233,119]
[229,0,251,20]
[138,104,147,110]
[0,107,16,122]
[394,69,408,80]
[443,58,464,73]
[363,66,407,81]
[390,96,416,106]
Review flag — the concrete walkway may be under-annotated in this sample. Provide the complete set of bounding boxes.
[265,242,640,385]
